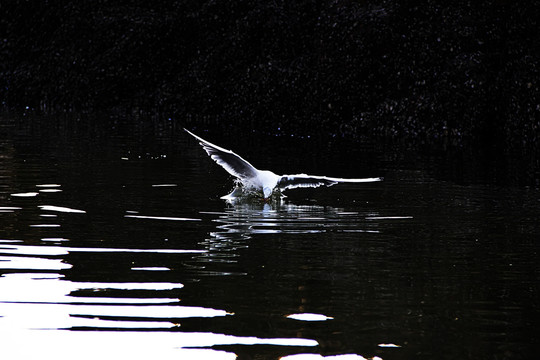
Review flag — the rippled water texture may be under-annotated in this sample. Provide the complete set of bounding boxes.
[0,116,538,359]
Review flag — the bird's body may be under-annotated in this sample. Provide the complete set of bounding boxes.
[185,129,381,200]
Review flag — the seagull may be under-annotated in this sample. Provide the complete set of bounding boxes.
[185,129,382,200]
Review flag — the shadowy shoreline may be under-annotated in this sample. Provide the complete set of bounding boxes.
[1,1,538,158]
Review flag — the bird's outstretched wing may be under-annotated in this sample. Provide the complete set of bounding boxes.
[185,129,259,181]
[278,174,382,190]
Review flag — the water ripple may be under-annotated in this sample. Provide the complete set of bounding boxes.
[200,202,380,252]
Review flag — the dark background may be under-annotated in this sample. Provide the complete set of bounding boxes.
[1,1,539,155]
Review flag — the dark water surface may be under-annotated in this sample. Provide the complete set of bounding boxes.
[1,115,538,360]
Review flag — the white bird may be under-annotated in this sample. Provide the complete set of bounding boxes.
[185,129,382,200]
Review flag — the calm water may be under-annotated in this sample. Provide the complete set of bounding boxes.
[0,115,538,360]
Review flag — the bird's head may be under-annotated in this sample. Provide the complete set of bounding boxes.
[263,187,272,200]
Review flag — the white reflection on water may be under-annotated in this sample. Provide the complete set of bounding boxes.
[39,205,86,213]
[0,243,207,256]
[0,301,229,329]
[0,206,22,212]
[0,272,184,303]
[41,237,69,241]
[0,268,225,331]
[0,243,207,330]
[39,188,63,193]
[0,329,318,360]
[287,313,334,321]
[0,238,319,358]
[1,330,239,359]
[131,266,171,271]
[0,255,70,270]
[10,192,39,197]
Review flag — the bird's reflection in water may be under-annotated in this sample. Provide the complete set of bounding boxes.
[196,196,379,271]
